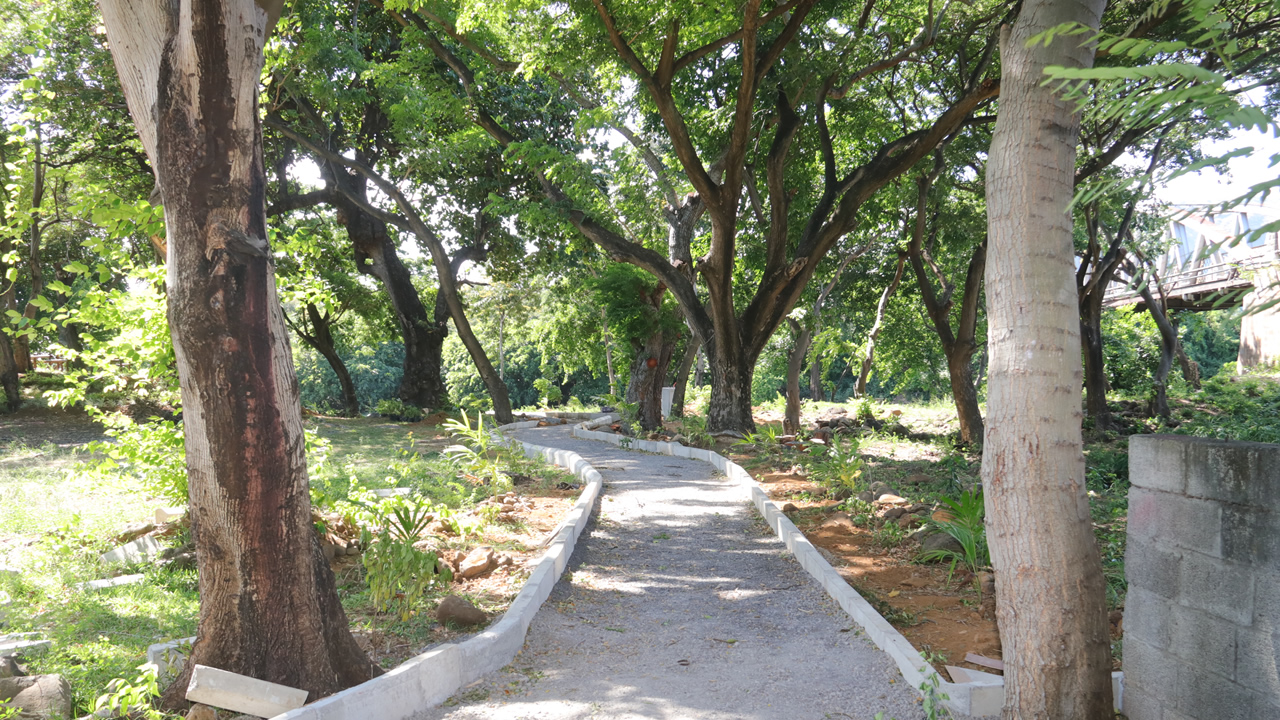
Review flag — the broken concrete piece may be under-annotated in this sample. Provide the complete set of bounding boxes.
[185,664,307,718]
[371,488,410,498]
[945,665,1003,684]
[155,506,186,524]
[147,637,196,680]
[100,536,163,565]
[74,574,146,592]
[0,634,50,658]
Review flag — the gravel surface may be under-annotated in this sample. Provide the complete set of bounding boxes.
[414,426,940,720]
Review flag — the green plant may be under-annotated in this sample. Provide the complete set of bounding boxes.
[873,521,908,548]
[375,399,423,422]
[918,490,990,580]
[94,664,166,720]
[856,396,877,425]
[81,413,188,504]
[678,415,713,448]
[362,531,452,621]
[595,393,640,436]
[805,437,865,494]
[532,378,562,407]
[443,411,507,487]
[917,669,953,720]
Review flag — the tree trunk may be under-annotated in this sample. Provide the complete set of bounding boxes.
[1130,265,1178,419]
[808,356,824,401]
[624,330,675,432]
[0,329,20,411]
[99,0,376,705]
[14,129,45,375]
[983,1,1113,717]
[856,255,907,397]
[1172,315,1200,389]
[1079,295,1113,431]
[601,306,617,396]
[669,334,700,418]
[784,318,812,435]
[705,339,756,435]
[693,346,704,388]
[329,171,448,410]
[947,348,984,446]
[293,303,359,417]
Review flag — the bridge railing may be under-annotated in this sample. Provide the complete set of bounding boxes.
[1102,253,1277,307]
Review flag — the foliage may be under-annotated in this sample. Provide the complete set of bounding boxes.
[296,341,406,415]
[1173,374,1280,444]
[361,531,451,622]
[443,411,508,487]
[94,664,166,720]
[804,438,865,495]
[676,414,712,449]
[375,398,423,422]
[532,377,562,407]
[918,490,990,580]
[595,393,639,436]
[1101,307,1163,392]
[81,414,187,504]
[1179,309,1241,379]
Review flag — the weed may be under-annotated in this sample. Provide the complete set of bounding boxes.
[362,530,452,621]
[873,521,908,548]
[375,398,424,422]
[443,411,508,487]
[917,489,989,580]
[94,664,166,720]
[804,437,864,495]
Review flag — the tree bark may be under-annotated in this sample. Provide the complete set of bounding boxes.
[99,0,377,704]
[624,329,676,432]
[856,255,907,397]
[14,127,45,374]
[784,318,812,434]
[328,170,448,410]
[983,1,1113,717]
[288,303,359,417]
[1079,294,1113,430]
[808,355,824,401]
[669,333,700,419]
[1128,260,1179,419]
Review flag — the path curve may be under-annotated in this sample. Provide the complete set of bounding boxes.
[414,426,936,720]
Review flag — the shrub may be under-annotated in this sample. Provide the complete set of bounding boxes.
[375,398,423,422]
[918,490,990,581]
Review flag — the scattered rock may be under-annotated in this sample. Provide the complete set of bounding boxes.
[907,527,932,544]
[931,508,956,524]
[921,532,964,556]
[457,547,496,579]
[436,595,487,627]
[0,674,72,720]
[74,574,146,591]
[158,543,197,572]
[186,704,218,720]
[0,655,23,678]
[978,571,996,598]
[885,422,910,438]
[856,490,874,504]
[154,507,186,524]
[908,503,932,514]
[780,502,798,513]
[897,515,925,529]
[882,507,907,521]
[100,536,163,565]
[873,494,908,506]
[322,544,337,561]
[867,482,897,500]
[903,474,932,485]
[820,512,854,530]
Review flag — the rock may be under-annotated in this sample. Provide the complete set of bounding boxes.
[436,595,487,627]
[897,514,925,529]
[885,422,910,437]
[908,503,932,513]
[0,656,23,678]
[873,494,908,506]
[820,512,854,530]
[457,547,496,579]
[867,482,896,500]
[0,674,72,720]
[979,571,996,598]
[345,545,361,556]
[0,634,50,658]
[907,527,932,544]
[903,474,932,485]
[322,544,336,561]
[921,532,964,556]
[74,574,146,591]
[186,704,218,720]
[882,507,907,521]
[856,490,874,504]
[780,502,798,513]
[932,508,956,524]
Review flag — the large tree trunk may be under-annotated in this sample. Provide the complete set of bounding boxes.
[784,318,812,434]
[99,0,377,705]
[14,128,44,375]
[624,330,675,432]
[808,355,824,401]
[329,171,448,410]
[0,330,19,411]
[1129,263,1179,419]
[983,1,1113,717]
[705,337,756,435]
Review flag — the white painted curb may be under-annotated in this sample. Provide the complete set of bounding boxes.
[268,422,606,720]
[567,421,1124,717]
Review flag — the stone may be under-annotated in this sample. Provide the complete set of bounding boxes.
[921,532,963,556]
[903,474,932,485]
[186,703,218,720]
[0,674,72,720]
[185,664,307,718]
[780,502,798,513]
[882,507,907,521]
[856,490,874,504]
[322,544,336,561]
[457,547,496,579]
[0,656,23,678]
[0,634,50,658]
[820,512,854,530]
[113,522,156,545]
[100,536,163,565]
[436,595,487,627]
[873,494,908,506]
[160,550,197,571]
[897,514,924,529]
[885,422,910,437]
[907,527,931,543]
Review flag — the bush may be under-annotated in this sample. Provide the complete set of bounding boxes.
[375,399,423,422]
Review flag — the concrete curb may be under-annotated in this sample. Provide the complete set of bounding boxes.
[268,421,607,720]
[567,421,1123,717]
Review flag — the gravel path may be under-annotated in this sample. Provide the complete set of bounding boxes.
[414,426,936,720]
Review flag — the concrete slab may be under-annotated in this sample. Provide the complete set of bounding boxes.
[101,536,162,565]
[0,634,50,657]
[75,574,146,591]
[186,664,308,717]
[154,506,186,524]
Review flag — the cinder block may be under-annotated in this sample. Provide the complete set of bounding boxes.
[186,665,308,717]
[1125,539,1182,596]
[1174,666,1256,720]
[1221,505,1280,567]
[1234,622,1280,697]
[1130,435,1187,494]
[1124,586,1173,649]
[1178,551,1254,625]
[1127,489,1222,556]
[1120,684,1165,720]
[1185,439,1253,505]
[1124,636,1179,696]
[147,636,195,680]
[1254,571,1280,628]
[1167,603,1237,680]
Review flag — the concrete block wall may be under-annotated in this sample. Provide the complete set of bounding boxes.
[1124,434,1280,719]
